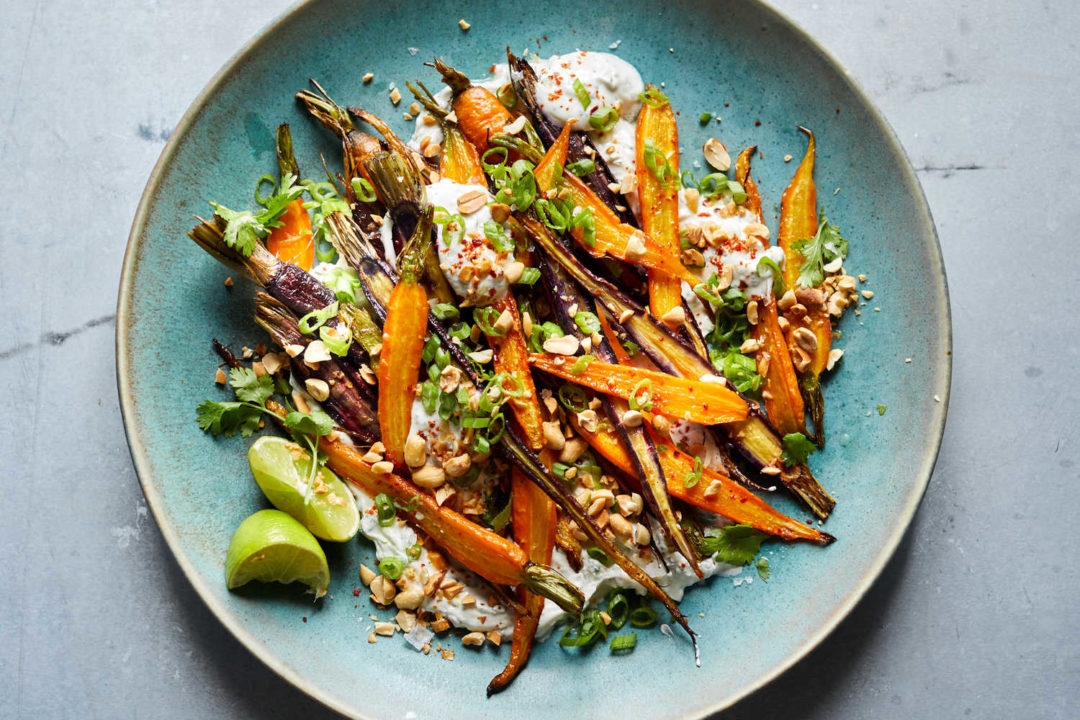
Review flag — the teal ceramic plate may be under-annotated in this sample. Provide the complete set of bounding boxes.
[118,1,950,717]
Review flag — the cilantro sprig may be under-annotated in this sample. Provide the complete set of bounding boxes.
[791,212,848,288]
[197,362,335,503]
[700,524,770,566]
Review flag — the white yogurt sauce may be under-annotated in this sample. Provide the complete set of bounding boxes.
[536,522,737,639]
[351,485,515,638]
[424,178,516,307]
[530,51,643,184]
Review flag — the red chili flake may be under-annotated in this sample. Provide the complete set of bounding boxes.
[754,120,762,126]
[302,617,307,623]
[353,588,363,597]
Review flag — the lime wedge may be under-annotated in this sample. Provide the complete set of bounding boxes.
[225,509,330,597]
[247,435,360,542]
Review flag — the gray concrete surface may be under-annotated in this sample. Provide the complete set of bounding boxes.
[1,0,1077,717]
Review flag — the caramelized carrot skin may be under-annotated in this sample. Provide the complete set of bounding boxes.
[635,93,682,319]
[573,416,828,544]
[528,353,748,425]
[753,299,807,436]
[454,86,513,153]
[325,437,529,585]
[377,282,428,466]
[266,198,314,271]
[487,295,545,451]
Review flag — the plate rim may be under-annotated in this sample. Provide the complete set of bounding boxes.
[116,1,952,717]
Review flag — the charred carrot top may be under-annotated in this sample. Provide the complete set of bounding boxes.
[528,353,748,425]
[532,123,700,286]
[323,437,584,614]
[266,198,315,271]
[778,128,832,444]
[570,415,831,544]
[377,209,434,466]
[488,468,556,695]
[635,84,683,320]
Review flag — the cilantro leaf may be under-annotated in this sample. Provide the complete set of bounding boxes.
[256,173,306,226]
[196,400,263,438]
[210,204,267,258]
[756,556,770,582]
[700,524,770,566]
[781,432,817,467]
[791,213,848,288]
[284,409,334,439]
[229,367,275,405]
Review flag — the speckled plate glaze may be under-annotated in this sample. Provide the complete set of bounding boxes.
[118,1,950,717]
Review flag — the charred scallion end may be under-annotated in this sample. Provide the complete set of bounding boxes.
[801,375,826,448]
[431,57,472,96]
[396,206,434,284]
[522,564,585,616]
[360,150,426,238]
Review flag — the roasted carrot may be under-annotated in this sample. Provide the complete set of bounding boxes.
[778,128,832,444]
[488,468,556,695]
[322,436,583,613]
[528,353,748,425]
[569,414,831,544]
[533,123,700,286]
[736,148,807,435]
[487,295,546,451]
[266,199,315,271]
[734,146,764,223]
[433,59,514,153]
[406,81,488,186]
[635,85,683,320]
[377,209,433,466]
[753,299,807,436]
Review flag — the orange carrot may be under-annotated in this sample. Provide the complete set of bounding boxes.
[266,198,315,271]
[635,85,683,320]
[735,149,807,436]
[486,294,545,451]
[778,128,832,443]
[753,299,807,436]
[734,146,764,224]
[432,58,515,154]
[534,123,700,286]
[488,468,556,695]
[324,439,583,615]
[528,353,748,425]
[569,416,831,544]
[377,211,433,466]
